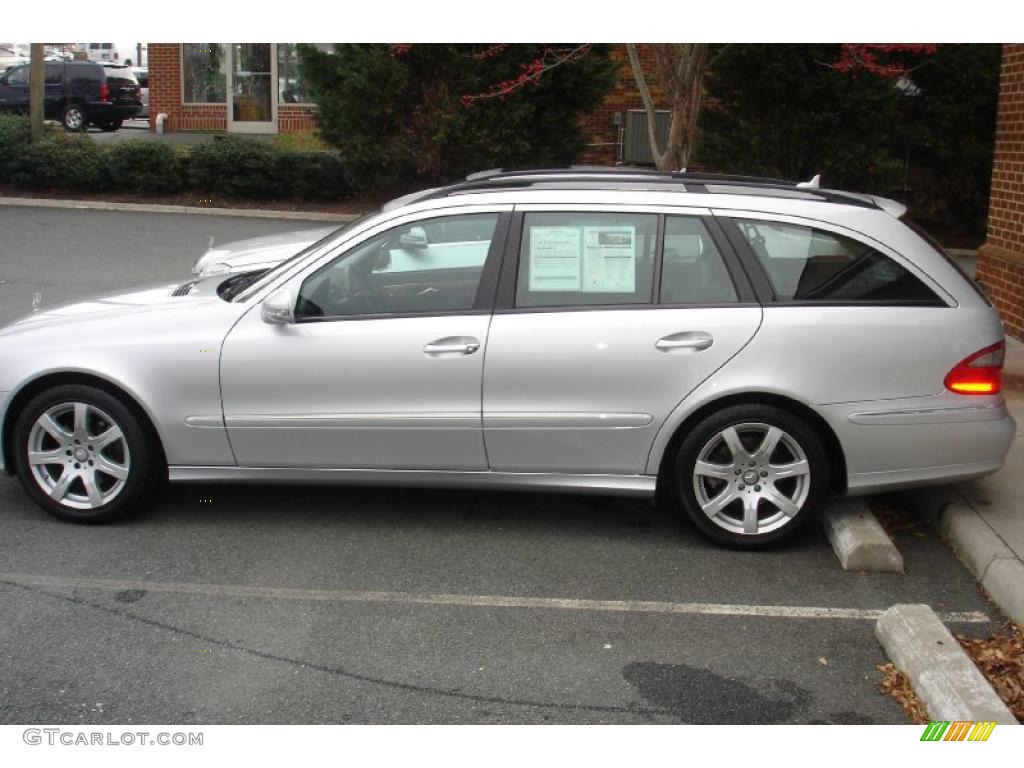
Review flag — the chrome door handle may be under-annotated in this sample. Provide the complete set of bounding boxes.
[423,338,481,355]
[655,332,714,352]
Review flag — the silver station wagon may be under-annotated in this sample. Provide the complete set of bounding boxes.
[0,168,1015,547]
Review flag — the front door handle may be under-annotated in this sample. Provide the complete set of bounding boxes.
[655,331,714,352]
[424,336,481,356]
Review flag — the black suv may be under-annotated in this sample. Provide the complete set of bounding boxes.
[0,61,142,132]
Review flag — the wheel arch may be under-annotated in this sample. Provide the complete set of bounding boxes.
[653,391,848,499]
[2,371,167,476]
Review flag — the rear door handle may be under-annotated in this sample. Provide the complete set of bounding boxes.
[655,331,714,352]
[424,337,481,356]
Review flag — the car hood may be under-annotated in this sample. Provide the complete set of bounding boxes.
[0,277,232,338]
[192,226,336,277]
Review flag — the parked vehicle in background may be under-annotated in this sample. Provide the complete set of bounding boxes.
[0,43,28,72]
[0,168,1014,548]
[85,43,120,63]
[0,60,141,131]
[193,226,337,277]
[132,67,148,118]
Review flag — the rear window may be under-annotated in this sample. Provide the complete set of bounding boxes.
[103,67,137,86]
[733,218,943,305]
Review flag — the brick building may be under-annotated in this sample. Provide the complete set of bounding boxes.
[147,43,670,160]
[978,44,1024,341]
[147,44,320,134]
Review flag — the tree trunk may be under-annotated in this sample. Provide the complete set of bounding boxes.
[625,43,707,171]
[30,43,45,142]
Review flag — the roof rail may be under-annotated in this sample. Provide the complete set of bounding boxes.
[432,167,880,210]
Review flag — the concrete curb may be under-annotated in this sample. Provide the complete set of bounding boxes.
[875,604,1017,723]
[0,196,358,223]
[822,497,904,573]
[906,486,1024,626]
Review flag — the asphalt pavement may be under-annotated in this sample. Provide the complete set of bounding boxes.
[0,205,1004,724]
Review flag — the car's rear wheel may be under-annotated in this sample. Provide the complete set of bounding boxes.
[12,385,160,523]
[674,404,829,548]
[61,103,86,132]
[97,118,122,132]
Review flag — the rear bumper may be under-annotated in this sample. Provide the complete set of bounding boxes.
[88,103,141,122]
[822,396,1017,495]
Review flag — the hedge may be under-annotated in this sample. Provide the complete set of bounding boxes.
[188,136,351,200]
[10,134,109,190]
[0,116,350,201]
[106,140,183,193]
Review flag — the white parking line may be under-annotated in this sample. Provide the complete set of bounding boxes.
[0,572,990,623]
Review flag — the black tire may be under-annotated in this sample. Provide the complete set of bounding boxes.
[61,102,87,132]
[11,384,162,523]
[98,118,122,132]
[674,403,829,549]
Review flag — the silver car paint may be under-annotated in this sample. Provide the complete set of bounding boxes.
[0,187,1016,499]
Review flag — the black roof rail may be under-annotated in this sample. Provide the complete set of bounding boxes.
[428,167,880,210]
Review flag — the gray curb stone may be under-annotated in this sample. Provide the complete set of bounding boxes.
[822,497,904,572]
[0,196,358,223]
[875,604,1017,723]
[906,486,1024,626]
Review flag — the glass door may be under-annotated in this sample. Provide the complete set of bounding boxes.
[228,43,276,133]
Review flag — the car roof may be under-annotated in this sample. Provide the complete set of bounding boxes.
[386,168,907,223]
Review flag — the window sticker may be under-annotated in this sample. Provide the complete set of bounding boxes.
[528,227,582,291]
[582,226,636,293]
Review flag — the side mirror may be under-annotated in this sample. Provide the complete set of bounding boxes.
[399,226,428,250]
[261,287,296,325]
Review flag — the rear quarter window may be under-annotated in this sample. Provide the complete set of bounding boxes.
[733,218,944,305]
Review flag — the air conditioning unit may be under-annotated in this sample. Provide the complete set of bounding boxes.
[624,109,672,166]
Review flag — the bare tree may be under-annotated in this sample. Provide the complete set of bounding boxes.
[625,43,707,171]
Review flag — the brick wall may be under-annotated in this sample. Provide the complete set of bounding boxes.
[146,44,319,134]
[579,45,669,165]
[979,43,1024,340]
[146,43,183,132]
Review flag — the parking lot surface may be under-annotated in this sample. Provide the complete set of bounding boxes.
[0,206,1002,724]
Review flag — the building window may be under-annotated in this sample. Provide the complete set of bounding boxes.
[277,43,329,105]
[182,43,227,103]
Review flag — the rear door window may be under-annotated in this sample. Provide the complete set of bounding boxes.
[733,218,942,304]
[515,212,658,307]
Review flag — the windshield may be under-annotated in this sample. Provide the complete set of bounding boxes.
[232,211,379,302]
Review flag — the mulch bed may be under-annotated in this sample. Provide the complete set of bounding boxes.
[957,623,1024,722]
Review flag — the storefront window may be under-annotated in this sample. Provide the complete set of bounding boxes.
[183,43,227,103]
[277,43,330,105]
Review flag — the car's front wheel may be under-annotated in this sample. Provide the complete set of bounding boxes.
[674,404,829,548]
[12,385,160,523]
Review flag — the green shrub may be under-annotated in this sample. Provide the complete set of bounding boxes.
[0,114,31,181]
[106,140,184,193]
[9,134,109,190]
[187,136,282,198]
[275,150,350,200]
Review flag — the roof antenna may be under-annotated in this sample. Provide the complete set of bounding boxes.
[796,174,821,189]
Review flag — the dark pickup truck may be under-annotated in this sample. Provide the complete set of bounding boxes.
[0,60,142,131]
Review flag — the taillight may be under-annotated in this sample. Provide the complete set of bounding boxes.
[99,83,110,102]
[944,341,1004,395]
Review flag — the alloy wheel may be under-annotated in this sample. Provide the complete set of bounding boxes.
[691,421,811,536]
[26,402,131,510]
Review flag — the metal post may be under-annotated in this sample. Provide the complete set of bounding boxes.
[29,43,45,141]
